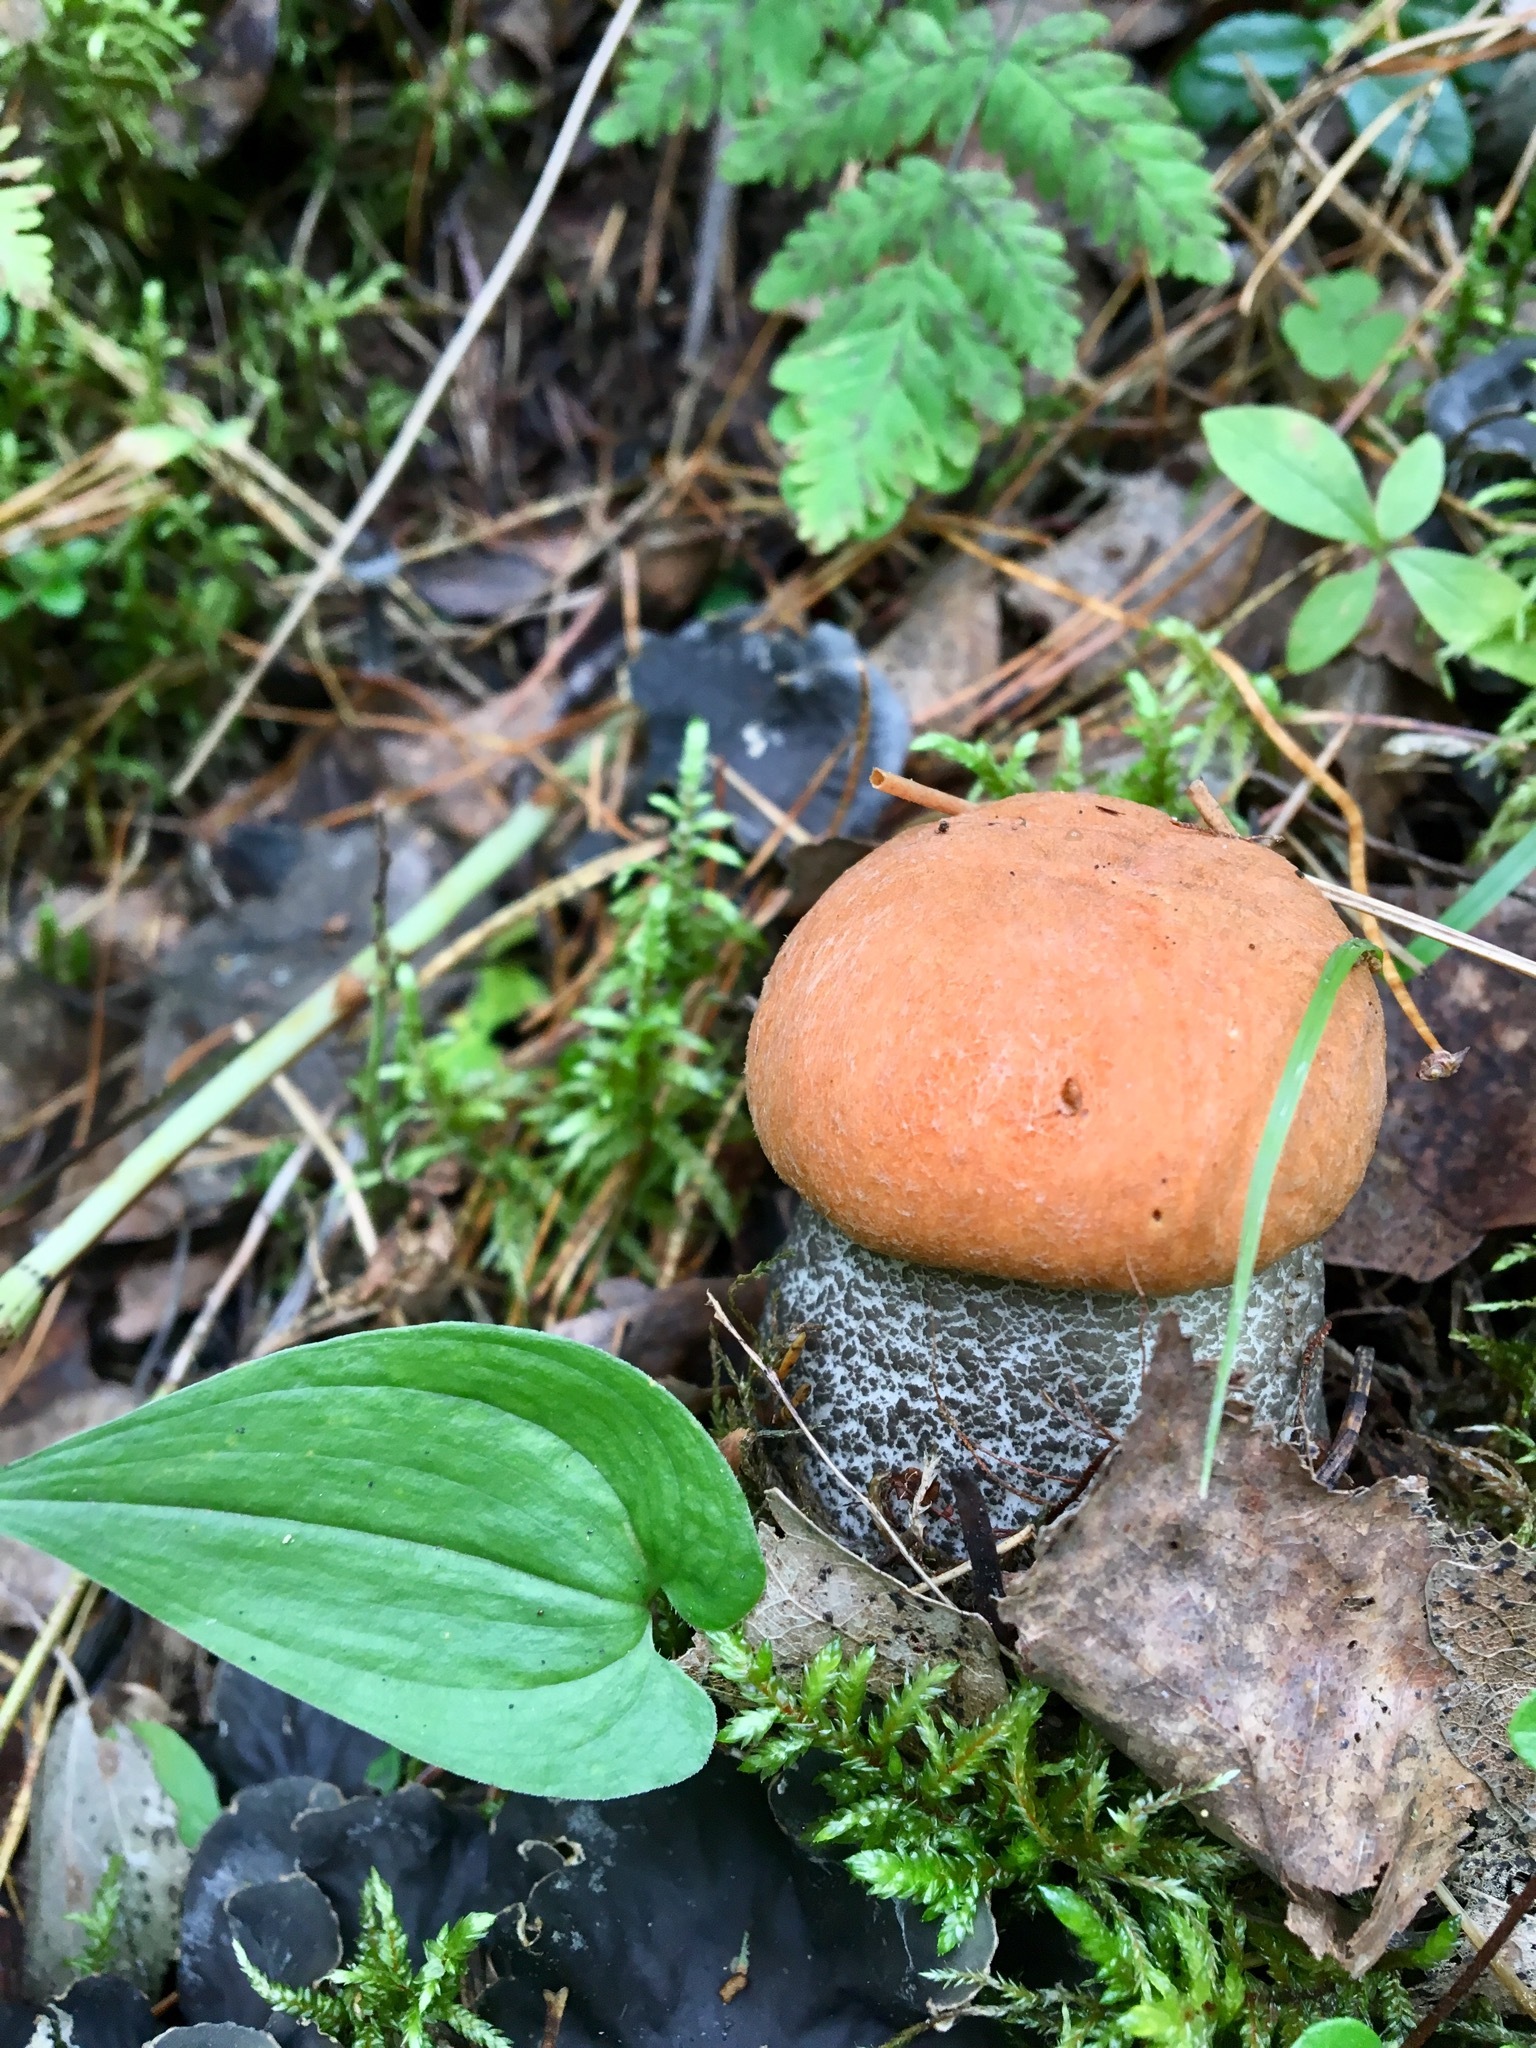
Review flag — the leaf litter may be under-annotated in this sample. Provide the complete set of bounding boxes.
[1001,1316,1484,1974]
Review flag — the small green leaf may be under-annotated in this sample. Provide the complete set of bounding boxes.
[1291,2022,1384,2048]
[1389,547,1527,649]
[129,1721,222,1849]
[1509,1688,1536,1770]
[1340,74,1472,188]
[1281,273,1407,385]
[0,1325,766,1798]
[1465,630,1536,685]
[1395,1915,1463,1968]
[1286,564,1381,673]
[1203,407,1379,545]
[1374,434,1444,542]
[1169,14,1327,133]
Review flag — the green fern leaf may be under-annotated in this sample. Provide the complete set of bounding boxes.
[592,0,748,144]
[757,160,1077,375]
[0,127,52,307]
[981,15,1229,280]
[766,258,1021,549]
[725,8,990,183]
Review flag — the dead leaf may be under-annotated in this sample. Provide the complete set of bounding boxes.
[1324,893,1536,1280]
[747,1491,1007,1721]
[1000,1316,1482,1974]
[999,469,1259,690]
[0,1386,138,1621]
[111,1248,228,1345]
[873,551,1000,722]
[274,1199,458,1341]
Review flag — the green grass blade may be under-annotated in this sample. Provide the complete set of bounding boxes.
[1199,939,1379,1496]
[1403,819,1536,969]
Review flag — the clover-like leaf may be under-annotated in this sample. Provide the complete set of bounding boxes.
[0,1324,765,1799]
[1203,407,1379,546]
[1281,271,1405,384]
[1374,433,1444,543]
[1286,564,1380,674]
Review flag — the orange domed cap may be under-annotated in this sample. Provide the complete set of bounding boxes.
[746,790,1385,1295]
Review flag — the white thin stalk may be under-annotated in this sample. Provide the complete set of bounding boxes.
[0,787,566,1345]
[1306,876,1536,984]
[171,0,646,798]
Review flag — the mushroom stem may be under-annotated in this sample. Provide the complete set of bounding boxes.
[869,768,971,815]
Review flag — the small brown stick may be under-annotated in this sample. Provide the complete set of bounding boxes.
[1196,642,1449,1064]
[869,768,970,816]
[1186,779,1240,837]
[928,1525,1034,1588]
[947,1465,1007,1633]
[1400,1864,1536,2048]
[540,1986,569,2048]
[1315,1347,1374,1489]
[0,1280,68,1416]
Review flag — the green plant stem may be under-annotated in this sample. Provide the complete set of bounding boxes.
[1199,939,1379,1495]
[1404,819,1536,969]
[0,780,582,1346]
[0,1571,87,1755]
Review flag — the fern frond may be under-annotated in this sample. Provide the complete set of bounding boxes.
[766,258,1020,549]
[725,8,990,183]
[592,0,747,144]
[757,160,1078,376]
[0,127,53,308]
[981,15,1229,280]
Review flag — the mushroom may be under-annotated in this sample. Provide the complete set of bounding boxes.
[745,791,1386,1556]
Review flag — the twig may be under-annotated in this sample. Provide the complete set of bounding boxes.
[947,1465,1007,1632]
[1191,640,1449,1062]
[232,1033,377,1262]
[1315,1347,1374,1488]
[1434,1884,1536,2023]
[868,768,970,816]
[0,1584,97,1892]
[171,0,645,797]
[1305,877,1536,986]
[707,1296,959,1606]
[0,1574,88,1757]
[158,1139,317,1391]
[1401,1865,1536,2048]
[683,118,735,368]
[1187,779,1239,837]
[0,1281,68,1415]
[1257,726,1351,843]
[928,1525,1034,1588]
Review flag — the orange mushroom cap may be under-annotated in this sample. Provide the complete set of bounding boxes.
[746,791,1385,1296]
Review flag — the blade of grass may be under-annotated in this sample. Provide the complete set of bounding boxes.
[1403,820,1536,970]
[1200,939,1380,1495]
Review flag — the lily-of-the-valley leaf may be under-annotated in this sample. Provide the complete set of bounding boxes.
[0,1323,765,1799]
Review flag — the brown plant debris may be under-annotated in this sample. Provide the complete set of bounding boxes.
[999,1316,1482,1974]
[747,1490,1007,1721]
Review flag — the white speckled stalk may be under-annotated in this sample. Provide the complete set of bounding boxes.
[764,1206,1327,1559]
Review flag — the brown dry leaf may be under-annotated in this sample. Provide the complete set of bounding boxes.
[278,1200,458,1340]
[1324,894,1536,1280]
[999,469,1258,690]
[873,551,1000,722]
[110,1247,228,1345]
[747,1491,1007,1721]
[1000,1317,1482,1973]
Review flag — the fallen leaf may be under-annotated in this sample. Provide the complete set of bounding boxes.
[1324,893,1536,1280]
[1000,1316,1482,1973]
[23,1702,191,2000]
[0,1385,137,1616]
[110,1250,228,1346]
[376,680,562,841]
[999,469,1259,689]
[746,1490,1007,1721]
[873,551,1000,723]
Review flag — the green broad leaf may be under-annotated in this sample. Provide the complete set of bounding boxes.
[1280,271,1405,383]
[1509,1689,1536,1769]
[1340,75,1472,188]
[1374,433,1445,542]
[1388,547,1527,649]
[1465,630,1536,685]
[0,1325,765,1799]
[1202,407,1379,545]
[129,1720,222,1849]
[1285,564,1381,673]
[1168,14,1328,134]
[1291,2024,1383,2048]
